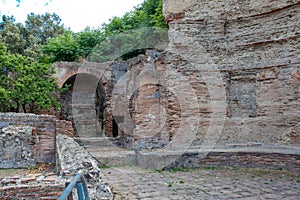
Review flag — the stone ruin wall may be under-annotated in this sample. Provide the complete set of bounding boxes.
[0,113,73,168]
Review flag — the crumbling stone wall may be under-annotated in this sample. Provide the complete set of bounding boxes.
[0,126,35,168]
[56,134,113,199]
[0,173,65,200]
[0,113,73,168]
[111,0,299,149]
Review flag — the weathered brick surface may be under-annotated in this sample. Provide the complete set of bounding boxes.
[55,120,74,137]
[163,0,300,147]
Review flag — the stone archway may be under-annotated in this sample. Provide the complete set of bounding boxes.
[53,62,115,138]
[60,73,106,137]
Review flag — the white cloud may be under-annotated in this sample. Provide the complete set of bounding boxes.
[0,0,144,32]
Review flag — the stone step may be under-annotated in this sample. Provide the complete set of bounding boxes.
[71,104,95,109]
[136,145,300,170]
[87,147,137,167]
[75,137,115,147]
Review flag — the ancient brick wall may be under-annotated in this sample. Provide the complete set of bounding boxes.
[0,113,73,167]
[162,0,300,147]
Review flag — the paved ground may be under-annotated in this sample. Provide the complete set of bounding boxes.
[100,166,300,200]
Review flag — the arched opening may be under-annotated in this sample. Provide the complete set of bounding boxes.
[60,73,107,137]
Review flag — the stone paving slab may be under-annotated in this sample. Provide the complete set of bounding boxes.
[100,166,300,200]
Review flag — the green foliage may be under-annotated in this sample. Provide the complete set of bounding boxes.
[0,20,27,55]
[42,29,103,62]
[1,0,166,63]
[89,0,167,62]
[102,0,167,34]
[42,31,80,62]
[28,164,37,170]
[0,15,15,30]
[168,166,190,173]
[0,43,61,113]
[77,29,103,58]
[167,181,173,187]
[150,0,168,28]
[41,0,167,62]
[0,87,10,112]
[202,166,224,170]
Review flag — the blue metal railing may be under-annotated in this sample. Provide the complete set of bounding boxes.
[58,173,90,200]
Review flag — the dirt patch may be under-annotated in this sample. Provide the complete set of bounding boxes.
[0,163,55,180]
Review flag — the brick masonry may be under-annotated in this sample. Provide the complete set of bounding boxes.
[0,173,65,200]
[162,0,300,148]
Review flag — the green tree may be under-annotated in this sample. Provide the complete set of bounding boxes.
[91,0,167,62]
[0,43,61,113]
[0,19,27,55]
[150,0,168,28]
[77,28,103,58]
[102,0,167,34]
[24,12,64,46]
[0,15,16,30]
[0,12,65,60]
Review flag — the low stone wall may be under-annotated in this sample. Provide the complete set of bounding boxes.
[0,134,113,200]
[56,134,113,200]
[0,113,74,168]
[164,151,300,172]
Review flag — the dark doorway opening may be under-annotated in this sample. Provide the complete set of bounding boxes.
[112,116,124,138]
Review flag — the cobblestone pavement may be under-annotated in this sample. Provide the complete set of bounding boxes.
[100,166,300,200]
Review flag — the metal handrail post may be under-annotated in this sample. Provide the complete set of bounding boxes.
[77,182,84,200]
[58,174,90,200]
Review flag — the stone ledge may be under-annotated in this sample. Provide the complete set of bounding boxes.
[135,145,300,171]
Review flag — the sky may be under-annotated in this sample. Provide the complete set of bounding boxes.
[0,0,145,32]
